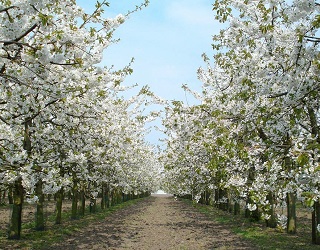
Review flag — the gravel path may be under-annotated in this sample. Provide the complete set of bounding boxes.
[49,194,256,250]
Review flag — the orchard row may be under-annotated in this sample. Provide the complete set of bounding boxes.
[0,0,160,239]
[161,0,320,245]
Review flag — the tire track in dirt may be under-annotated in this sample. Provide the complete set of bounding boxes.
[49,194,257,250]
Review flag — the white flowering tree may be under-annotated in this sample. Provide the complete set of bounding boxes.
[0,0,160,240]
[207,0,320,239]
[161,102,215,203]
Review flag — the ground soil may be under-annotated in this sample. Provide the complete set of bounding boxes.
[0,199,73,236]
[47,194,256,250]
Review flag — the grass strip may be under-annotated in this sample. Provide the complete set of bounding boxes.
[182,199,319,250]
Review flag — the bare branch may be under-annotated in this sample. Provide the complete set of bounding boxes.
[0,73,29,87]
[49,61,79,66]
[0,40,36,50]
[0,6,16,13]
[304,35,320,43]
[30,98,60,120]
[2,23,38,45]
[0,115,10,125]
[66,112,97,119]
[267,92,288,98]
[0,64,5,74]
[257,127,268,141]
[299,122,312,133]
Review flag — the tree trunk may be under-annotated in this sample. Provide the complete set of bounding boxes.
[312,201,320,244]
[106,186,110,208]
[55,188,63,224]
[79,189,85,217]
[245,166,260,220]
[23,117,32,156]
[0,190,5,204]
[35,179,45,231]
[8,186,13,204]
[8,178,24,239]
[214,188,219,208]
[101,185,105,210]
[234,201,240,215]
[284,147,296,234]
[90,197,96,213]
[218,188,229,211]
[287,192,296,233]
[110,190,115,206]
[308,107,320,244]
[205,190,211,205]
[71,180,78,220]
[266,192,277,228]
[117,190,122,204]
[9,117,32,238]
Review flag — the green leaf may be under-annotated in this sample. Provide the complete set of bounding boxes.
[312,15,320,28]
[297,153,309,167]
[306,198,315,207]
[39,13,52,26]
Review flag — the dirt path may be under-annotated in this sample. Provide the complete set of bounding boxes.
[49,194,256,250]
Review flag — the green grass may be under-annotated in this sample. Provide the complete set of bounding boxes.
[0,197,146,250]
[183,199,320,250]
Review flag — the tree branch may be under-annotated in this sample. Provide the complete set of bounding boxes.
[79,0,110,29]
[0,64,5,74]
[2,23,38,45]
[257,127,268,141]
[299,122,312,134]
[0,6,16,13]
[0,115,10,125]
[267,92,288,98]
[49,61,79,66]
[0,40,36,50]
[304,35,320,43]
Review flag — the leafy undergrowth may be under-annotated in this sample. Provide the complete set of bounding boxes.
[183,199,320,250]
[0,198,145,250]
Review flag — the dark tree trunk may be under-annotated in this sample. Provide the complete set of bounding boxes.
[71,180,78,220]
[8,178,24,239]
[214,188,219,208]
[101,185,106,210]
[312,201,320,244]
[106,186,110,208]
[0,189,5,204]
[266,192,277,228]
[234,201,240,215]
[35,179,45,231]
[90,197,96,213]
[55,188,63,224]
[308,107,320,244]
[79,189,85,217]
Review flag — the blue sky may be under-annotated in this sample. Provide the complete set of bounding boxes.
[77,0,222,145]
